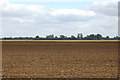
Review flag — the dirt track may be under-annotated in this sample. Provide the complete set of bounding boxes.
[2,41,118,78]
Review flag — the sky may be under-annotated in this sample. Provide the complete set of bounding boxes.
[0,0,119,37]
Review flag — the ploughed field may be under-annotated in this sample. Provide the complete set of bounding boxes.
[2,41,118,78]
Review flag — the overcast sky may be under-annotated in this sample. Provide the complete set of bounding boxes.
[0,0,118,37]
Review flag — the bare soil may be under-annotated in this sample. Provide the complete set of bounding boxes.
[2,42,118,78]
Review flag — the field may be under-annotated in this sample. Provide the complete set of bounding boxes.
[2,40,119,78]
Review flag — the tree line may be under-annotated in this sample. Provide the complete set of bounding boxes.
[2,33,120,40]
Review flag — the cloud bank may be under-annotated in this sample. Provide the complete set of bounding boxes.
[1,0,118,37]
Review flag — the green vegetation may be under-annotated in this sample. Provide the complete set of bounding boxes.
[2,33,120,40]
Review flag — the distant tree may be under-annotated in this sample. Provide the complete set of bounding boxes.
[71,35,76,40]
[46,34,54,39]
[29,37,34,40]
[9,37,12,40]
[55,36,58,40]
[113,36,119,40]
[85,34,101,40]
[106,36,110,40]
[2,33,118,40]
[77,33,80,39]
[96,34,103,40]
[86,34,96,40]
[80,33,83,39]
[60,35,67,40]
[77,33,83,40]
[35,36,40,40]
[90,34,96,40]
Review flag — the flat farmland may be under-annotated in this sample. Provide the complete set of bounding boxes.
[2,41,119,78]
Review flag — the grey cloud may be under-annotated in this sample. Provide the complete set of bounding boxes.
[91,1,118,16]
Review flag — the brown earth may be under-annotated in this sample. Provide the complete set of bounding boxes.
[2,41,118,78]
